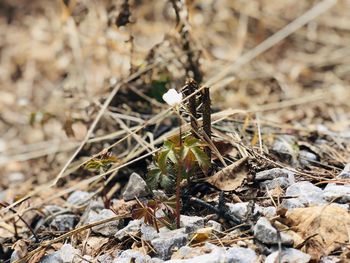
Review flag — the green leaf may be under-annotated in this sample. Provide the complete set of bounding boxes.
[191,146,210,170]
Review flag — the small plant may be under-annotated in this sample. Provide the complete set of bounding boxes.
[144,84,211,228]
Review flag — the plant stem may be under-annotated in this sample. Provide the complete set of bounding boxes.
[175,107,182,229]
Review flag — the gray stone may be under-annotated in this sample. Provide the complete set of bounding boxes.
[151,259,165,263]
[141,223,160,241]
[337,163,350,179]
[123,173,150,201]
[253,217,293,245]
[165,243,257,263]
[39,252,63,263]
[226,202,276,221]
[206,220,222,232]
[86,209,119,236]
[299,150,318,166]
[226,247,257,263]
[265,248,311,263]
[323,183,350,203]
[282,181,325,209]
[260,177,294,190]
[97,253,114,263]
[67,191,92,205]
[272,136,297,164]
[116,219,142,240]
[166,243,226,263]
[114,249,152,263]
[151,228,188,260]
[50,214,78,231]
[180,215,205,233]
[255,168,295,181]
[320,256,341,263]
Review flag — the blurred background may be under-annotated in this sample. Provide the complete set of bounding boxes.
[1,0,350,200]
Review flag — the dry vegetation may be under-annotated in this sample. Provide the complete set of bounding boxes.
[0,0,350,262]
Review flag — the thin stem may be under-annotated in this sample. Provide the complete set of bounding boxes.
[175,107,182,229]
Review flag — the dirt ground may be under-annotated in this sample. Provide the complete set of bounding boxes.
[1,0,349,262]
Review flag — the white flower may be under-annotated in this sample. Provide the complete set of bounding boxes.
[162,89,183,106]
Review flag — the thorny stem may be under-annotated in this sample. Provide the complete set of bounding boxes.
[202,87,211,161]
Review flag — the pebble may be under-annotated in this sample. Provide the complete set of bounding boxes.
[323,183,350,203]
[299,150,318,166]
[115,219,142,240]
[50,214,78,231]
[86,209,120,236]
[265,248,311,263]
[282,181,325,209]
[226,202,276,222]
[337,163,350,179]
[114,249,152,263]
[151,228,188,260]
[180,215,205,233]
[123,173,150,201]
[255,168,295,181]
[206,220,222,232]
[67,191,92,206]
[253,217,293,245]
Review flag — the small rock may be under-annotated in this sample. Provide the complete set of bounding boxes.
[255,168,295,181]
[320,256,341,263]
[226,202,276,221]
[43,205,65,215]
[59,244,78,263]
[299,150,318,166]
[116,219,142,240]
[337,163,350,179]
[8,172,25,183]
[226,247,257,263]
[67,191,92,205]
[253,217,293,245]
[282,181,325,209]
[39,252,63,263]
[87,209,120,236]
[265,248,311,263]
[151,258,164,263]
[260,177,293,190]
[167,243,226,263]
[271,136,297,164]
[97,253,114,263]
[323,183,350,203]
[114,249,152,263]
[123,173,150,201]
[180,215,205,233]
[151,228,188,260]
[50,215,78,231]
[141,223,160,241]
[206,220,222,232]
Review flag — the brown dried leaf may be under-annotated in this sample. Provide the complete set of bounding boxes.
[206,157,249,191]
[28,248,46,263]
[286,204,350,260]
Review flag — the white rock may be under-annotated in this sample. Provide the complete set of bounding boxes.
[114,249,152,263]
[50,214,78,231]
[282,181,325,209]
[323,183,350,203]
[180,215,205,233]
[59,244,78,263]
[67,191,92,205]
[265,248,311,263]
[226,247,257,263]
[206,220,222,232]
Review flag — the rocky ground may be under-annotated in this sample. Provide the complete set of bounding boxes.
[1,1,350,263]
